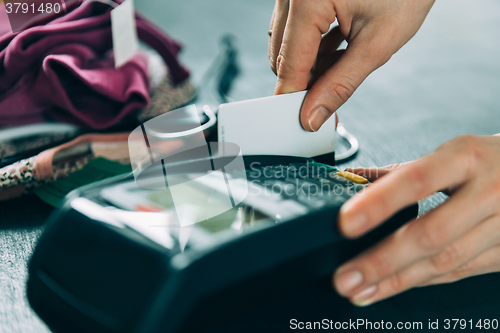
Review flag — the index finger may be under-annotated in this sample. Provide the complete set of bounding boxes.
[274,0,336,94]
[338,148,472,238]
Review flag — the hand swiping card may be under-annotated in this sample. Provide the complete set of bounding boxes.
[218,91,335,158]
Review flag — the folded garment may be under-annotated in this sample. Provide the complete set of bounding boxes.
[0,0,191,129]
[0,55,195,169]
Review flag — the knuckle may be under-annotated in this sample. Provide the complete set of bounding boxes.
[469,138,488,165]
[448,134,483,177]
[452,261,474,280]
[416,222,445,252]
[315,17,333,35]
[276,53,308,78]
[331,78,356,103]
[365,43,393,67]
[290,0,335,33]
[454,133,477,148]
[451,134,480,157]
[405,166,429,200]
[430,244,463,273]
[367,253,393,280]
[308,6,334,34]
[388,271,405,293]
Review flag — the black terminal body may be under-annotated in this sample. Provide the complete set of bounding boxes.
[27,155,417,333]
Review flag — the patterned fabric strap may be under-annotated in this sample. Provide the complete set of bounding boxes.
[0,155,91,191]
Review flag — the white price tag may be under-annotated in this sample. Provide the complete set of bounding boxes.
[0,1,13,35]
[111,0,139,68]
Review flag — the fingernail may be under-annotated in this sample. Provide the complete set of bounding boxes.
[339,199,367,236]
[351,285,377,307]
[335,270,363,295]
[309,106,331,132]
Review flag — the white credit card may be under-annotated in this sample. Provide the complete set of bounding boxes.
[217,91,335,158]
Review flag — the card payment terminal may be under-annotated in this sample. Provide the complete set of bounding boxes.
[27,154,417,333]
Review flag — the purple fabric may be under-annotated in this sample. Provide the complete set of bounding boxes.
[0,0,190,129]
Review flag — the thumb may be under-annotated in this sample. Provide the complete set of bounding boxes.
[301,39,391,132]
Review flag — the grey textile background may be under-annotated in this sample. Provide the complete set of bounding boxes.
[0,0,499,331]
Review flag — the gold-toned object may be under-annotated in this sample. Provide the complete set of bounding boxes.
[337,171,368,184]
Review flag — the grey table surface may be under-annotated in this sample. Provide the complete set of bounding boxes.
[1,0,500,332]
